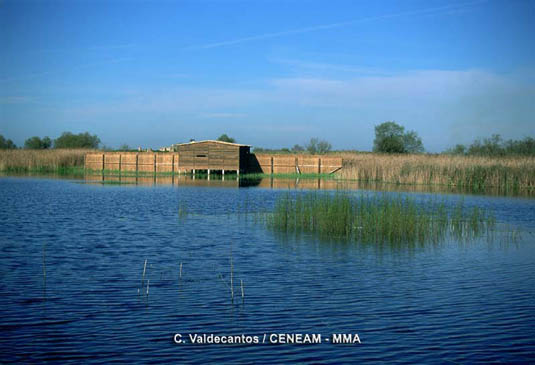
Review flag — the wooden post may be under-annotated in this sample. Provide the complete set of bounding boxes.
[135,154,139,174]
[295,157,299,174]
[318,158,321,175]
[119,154,122,173]
[102,154,105,171]
[172,154,175,175]
[270,156,274,175]
[153,154,157,173]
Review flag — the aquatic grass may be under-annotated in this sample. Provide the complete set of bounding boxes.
[178,202,188,218]
[267,191,497,245]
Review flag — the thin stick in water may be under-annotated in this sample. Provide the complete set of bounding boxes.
[42,242,47,297]
[241,279,244,299]
[141,259,147,289]
[230,252,234,300]
[42,243,46,279]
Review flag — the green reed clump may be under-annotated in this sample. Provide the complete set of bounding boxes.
[268,191,496,244]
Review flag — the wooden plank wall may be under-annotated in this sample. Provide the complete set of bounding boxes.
[251,154,342,174]
[178,141,240,170]
[85,153,179,174]
[85,152,343,174]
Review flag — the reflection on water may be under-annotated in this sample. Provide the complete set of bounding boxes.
[84,174,261,187]
[0,171,532,197]
[82,173,534,197]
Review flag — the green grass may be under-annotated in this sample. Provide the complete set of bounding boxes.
[2,166,86,175]
[267,191,497,244]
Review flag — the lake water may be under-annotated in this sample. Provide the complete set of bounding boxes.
[1,176,534,363]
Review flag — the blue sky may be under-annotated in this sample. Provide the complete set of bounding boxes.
[1,0,534,151]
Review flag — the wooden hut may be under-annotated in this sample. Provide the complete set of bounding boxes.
[175,140,251,175]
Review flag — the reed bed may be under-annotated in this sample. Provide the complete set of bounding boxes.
[267,191,496,244]
[0,149,91,172]
[336,152,535,191]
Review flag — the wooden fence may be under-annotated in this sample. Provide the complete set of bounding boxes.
[85,153,179,173]
[85,152,342,175]
[253,154,342,174]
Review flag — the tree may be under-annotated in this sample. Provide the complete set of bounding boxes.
[118,143,131,151]
[376,135,405,153]
[0,135,17,149]
[25,136,43,149]
[444,144,467,155]
[467,134,505,156]
[402,130,424,153]
[317,140,332,154]
[305,138,332,155]
[42,136,52,149]
[291,144,304,153]
[373,121,424,153]
[54,131,100,149]
[24,136,52,149]
[217,134,236,143]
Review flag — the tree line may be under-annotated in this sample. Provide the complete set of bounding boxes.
[0,132,100,150]
[445,134,535,157]
[2,126,533,156]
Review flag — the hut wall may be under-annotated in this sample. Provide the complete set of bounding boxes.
[178,141,242,171]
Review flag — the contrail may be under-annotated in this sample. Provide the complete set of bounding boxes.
[186,0,487,50]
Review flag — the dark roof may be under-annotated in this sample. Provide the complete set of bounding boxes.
[175,140,250,147]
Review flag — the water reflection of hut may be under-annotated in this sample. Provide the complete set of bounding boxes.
[175,140,251,176]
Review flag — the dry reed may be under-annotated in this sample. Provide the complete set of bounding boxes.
[0,149,92,172]
[335,152,535,190]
